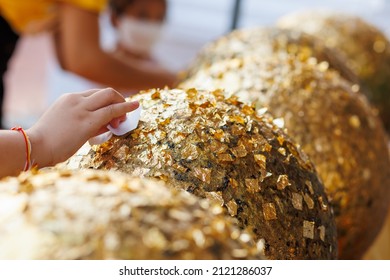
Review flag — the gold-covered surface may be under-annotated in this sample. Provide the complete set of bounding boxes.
[0,169,263,260]
[278,11,390,132]
[71,88,337,260]
[180,54,390,259]
[364,139,389,260]
[364,207,390,260]
[185,27,358,85]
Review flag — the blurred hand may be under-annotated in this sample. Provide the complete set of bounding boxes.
[27,88,139,167]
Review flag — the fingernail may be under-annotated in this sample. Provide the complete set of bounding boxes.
[129,101,140,107]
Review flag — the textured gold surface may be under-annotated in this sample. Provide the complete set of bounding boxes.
[185,27,358,85]
[180,53,390,259]
[278,11,390,132]
[69,88,337,260]
[362,142,390,260]
[0,169,264,260]
[364,206,390,260]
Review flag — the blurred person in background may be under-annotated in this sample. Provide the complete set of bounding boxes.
[48,0,169,103]
[109,0,167,68]
[0,0,176,128]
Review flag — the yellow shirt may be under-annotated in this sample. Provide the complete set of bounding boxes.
[0,0,106,33]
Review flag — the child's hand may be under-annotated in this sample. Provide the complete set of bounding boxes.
[27,88,139,167]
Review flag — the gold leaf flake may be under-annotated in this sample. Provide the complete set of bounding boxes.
[305,180,314,195]
[274,197,284,215]
[231,125,245,136]
[318,196,328,212]
[154,130,167,141]
[158,118,171,126]
[263,203,277,221]
[226,200,238,216]
[181,144,199,160]
[241,105,255,115]
[170,131,188,144]
[143,228,167,249]
[276,175,291,190]
[162,151,174,166]
[256,107,268,116]
[193,167,211,184]
[229,115,246,125]
[318,225,326,242]
[351,84,360,93]
[151,91,161,99]
[232,249,248,258]
[213,129,226,141]
[303,193,314,209]
[303,220,315,239]
[218,153,234,162]
[205,192,224,206]
[318,61,329,72]
[230,144,247,158]
[172,239,190,251]
[226,95,242,106]
[192,229,206,248]
[229,178,239,189]
[209,141,228,154]
[186,88,198,98]
[245,179,260,193]
[291,192,303,210]
[273,118,285,128]
[211,89,224,97]
[239,233,252,243]
[349,115,361,128]
[169,209,193,221]
[254,154,267,170]
[199,101,213,108]
[363,169,371,180]
[278,147,286,156]
[260,143,272,153]
[172,163,187,173]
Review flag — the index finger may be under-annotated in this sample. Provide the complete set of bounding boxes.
[93,100,140,128]
[86,88,126,111]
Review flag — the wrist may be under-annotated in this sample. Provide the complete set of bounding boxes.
[7,130,28,175]
[10,127,31,171]
[26,127,53,168]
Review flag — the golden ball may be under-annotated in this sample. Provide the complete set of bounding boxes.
[180,54,390,259]
[72,88,337,260]
[0,169,263,260]
[364,208,390,260]
[185,27,358,85]
[278,11,390,132]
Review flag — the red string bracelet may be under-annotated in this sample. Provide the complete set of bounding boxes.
[11,126,34,171]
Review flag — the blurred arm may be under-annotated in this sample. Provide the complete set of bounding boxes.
[55,3,176,91]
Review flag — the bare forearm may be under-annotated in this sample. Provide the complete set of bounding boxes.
[64,48,174,91]
[0,131,27,178]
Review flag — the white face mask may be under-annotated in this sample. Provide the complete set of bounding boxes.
[117,17,163,56]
